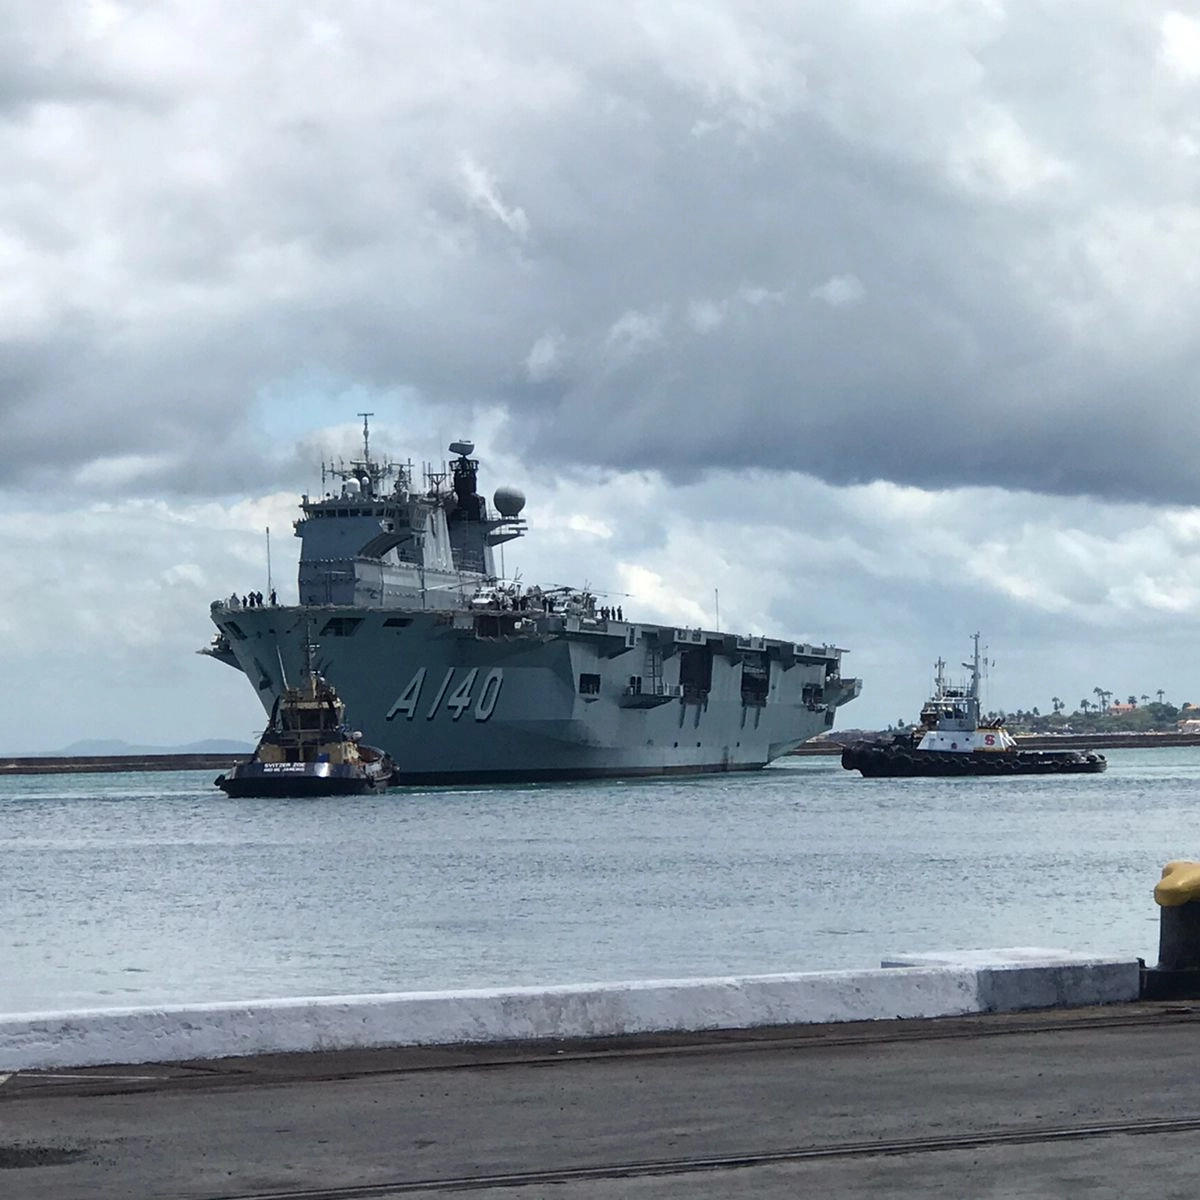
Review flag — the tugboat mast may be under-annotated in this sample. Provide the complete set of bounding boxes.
[301,618,317,681]
[963,631,983,701]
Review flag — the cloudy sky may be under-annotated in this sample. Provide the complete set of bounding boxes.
[5,0,1200,749]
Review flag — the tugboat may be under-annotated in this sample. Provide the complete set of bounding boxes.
[841,635,1106,778]
[215,652,396,797]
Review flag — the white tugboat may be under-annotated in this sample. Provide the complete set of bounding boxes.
[841,634,1106,777]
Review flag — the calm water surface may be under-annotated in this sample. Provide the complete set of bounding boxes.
[2,750,1197,1013]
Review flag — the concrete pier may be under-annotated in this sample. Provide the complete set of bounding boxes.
[0,949,1147,1197]
[0,949,1139,1071]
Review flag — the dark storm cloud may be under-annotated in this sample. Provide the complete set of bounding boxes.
[3,1,1199,501]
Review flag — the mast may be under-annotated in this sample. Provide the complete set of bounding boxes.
[301,617,316,687]
[963,632,982,700]
[960,631,984,725]
[359,411,374,465]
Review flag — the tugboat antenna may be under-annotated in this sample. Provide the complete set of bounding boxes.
[302,617,316,680]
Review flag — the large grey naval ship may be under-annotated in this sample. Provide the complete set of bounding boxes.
[203,422,861,782]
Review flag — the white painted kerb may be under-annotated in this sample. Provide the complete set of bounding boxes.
[0,948,1140,1071]
[883,946,1142,1013]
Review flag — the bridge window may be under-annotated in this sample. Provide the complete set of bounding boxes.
[579,673,601,695]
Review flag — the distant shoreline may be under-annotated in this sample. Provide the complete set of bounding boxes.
[3,732,1199,773]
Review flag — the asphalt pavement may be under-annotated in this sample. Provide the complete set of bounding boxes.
[3,1003,1200,1198]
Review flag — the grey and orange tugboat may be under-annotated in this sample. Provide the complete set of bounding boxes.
[842,635,1106,778]
[215,659,395,798]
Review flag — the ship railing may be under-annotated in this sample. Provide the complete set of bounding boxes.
[622,682,682,698]
[736,636,767,650]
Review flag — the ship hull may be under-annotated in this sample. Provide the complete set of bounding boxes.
[210,605,858,783]
[214,763,392,798]
[369,760,769,786]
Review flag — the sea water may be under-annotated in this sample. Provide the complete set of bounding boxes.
[1,749,1196,1014]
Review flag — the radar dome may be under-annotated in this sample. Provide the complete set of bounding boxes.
[342,478,361,497]
[493,486,526,517]
[449,440,475,457]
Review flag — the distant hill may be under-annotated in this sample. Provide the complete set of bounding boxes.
[31,738,255,757]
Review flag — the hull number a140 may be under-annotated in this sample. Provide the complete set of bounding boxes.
[386,667,504,722]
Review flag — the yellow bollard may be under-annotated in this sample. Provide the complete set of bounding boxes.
[1143,861,1200,999]
[1154,860,1200,907]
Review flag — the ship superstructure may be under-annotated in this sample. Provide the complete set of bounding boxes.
[912,636,1017,754]
[293,419,527,609]
[204,421,861,783]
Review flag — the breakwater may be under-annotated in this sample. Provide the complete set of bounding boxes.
[1013,732,1200,750]
[4,734,1199,771]
[0,753,246,775]
[791,732,1200,755]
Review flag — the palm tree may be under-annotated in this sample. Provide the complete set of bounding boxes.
[1051,696,1063,714]
[1080,698,1090,714]
[1141,694,1150,705]
[1157,689,1166,705]
[1093,686,1106,713]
